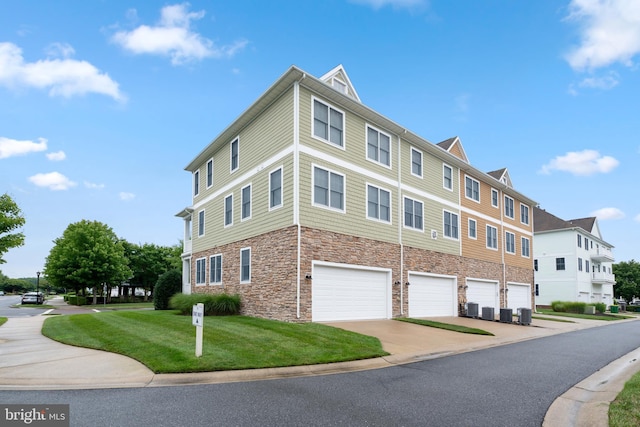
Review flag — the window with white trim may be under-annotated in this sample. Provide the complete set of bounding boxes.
[198,209,205,237]
[193,170,200,197]
[404,197,423,230]
[206,159,213,188]
[313,99,344,147]
[210,254,222,284]
[411,147,422,177]
[224,194,233,227]
[556,257,565,271]
[230,138,239,172]
[367,185,391,223]
[505,231,515,254]
[491,189,499,207]
[443,164,453,190]
[444,211,459,239]
[465,176,480,201]
[313,166,344,211]
[366,126,390,167]
[468,218,477,239]
[486,225,498,249]
[578,257,583,271]
[269,167,282,209]
[240,247,251,283]
[504,196,514,219]
[520,204,529,225]
[241,184,251,221]
[196,257,206,285]
[521,237,530,257]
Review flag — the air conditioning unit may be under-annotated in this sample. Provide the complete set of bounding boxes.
[517,308,532,326]
[481,306,495,321]
[499,308,513,323]
[466,302,479,318]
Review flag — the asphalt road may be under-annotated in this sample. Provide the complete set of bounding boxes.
[1,320,639,426]
[0,295,48,317]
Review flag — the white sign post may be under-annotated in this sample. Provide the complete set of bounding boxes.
[192,303,204,357]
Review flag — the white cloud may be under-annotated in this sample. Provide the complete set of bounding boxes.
[0,42,125,101]
[111,3,248,65]
[565,0,640,71]
[635,214,640,222]
[539,149,619,176]
[591,207,625,220]
[119,192,135,201]
[350,0,427,9]
[84,181,105,189]
[28,172,77,191]
[46,151,66,161]
[0,137,47,159]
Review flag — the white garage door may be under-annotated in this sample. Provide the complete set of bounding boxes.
[466,279,498,310]
[408,273,457,317]
[507,283,531,311]
[312,263,390,322]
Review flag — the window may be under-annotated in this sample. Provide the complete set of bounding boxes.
[367,126,390,166]
[504,196,514,219]
[556,258,566,271]
[491,189,499,207]
[486,225,498,249]
[224,194,233,227]
[465,176,480,202]
[198,210,205,237]
[411,148,422,177]
[443,165,453,190]
[585,238,589,249]
[230,138,239,172]
[520,204,529,225]
[206,159,213,188]
[444,211,459,239]
[313,166,344,211]
[241,184,251,220]
[577,234,582,248]
[535,284,539,296]
[210,254,222,284]
[468,218,477,239]
[521,237,530,257]
[193,170,200,197]
[240,247,251,283]
[270,168,283,209]
[586,260,590,272]
[505,231,515,254]
[534,260,538,271]
[578,257,583,271]
[367,185,391,222]
[196,258,206,285]
[313,99,344,147]
[404,197,423,230]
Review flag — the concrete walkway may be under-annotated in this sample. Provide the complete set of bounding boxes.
[1,297,640,426]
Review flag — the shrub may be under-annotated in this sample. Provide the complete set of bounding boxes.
[593,302,606,314]
[169,293,241,316]
[67,295,87,306]
[551,301,586,314]
[153,269,182,310]
[551,301,565,312]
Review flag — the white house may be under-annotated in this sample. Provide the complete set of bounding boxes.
[533,207,615,307]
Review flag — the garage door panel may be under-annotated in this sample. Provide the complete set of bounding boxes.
[467,280,498,310]
[408,274,456,317]
[507,284,531,311]
[312,264,389,322]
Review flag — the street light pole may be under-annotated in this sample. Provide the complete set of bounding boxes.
[36,271,40,304]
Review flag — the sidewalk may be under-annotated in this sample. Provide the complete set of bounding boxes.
[1,297,639,426]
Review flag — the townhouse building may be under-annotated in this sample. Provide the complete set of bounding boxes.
[533,207,615,307]
[176,65,536,322]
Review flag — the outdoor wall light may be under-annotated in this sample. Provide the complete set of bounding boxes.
[405,282,410,286]
[305,274,312,280]
[394,281,401,285]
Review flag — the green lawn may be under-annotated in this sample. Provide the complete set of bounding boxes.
[41,311,388,373]
[395,317,494,336]
[536,309,632,321]
[0,317,6,327]
[610,370,640,426]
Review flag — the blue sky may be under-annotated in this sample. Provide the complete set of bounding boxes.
[1,0,639,278]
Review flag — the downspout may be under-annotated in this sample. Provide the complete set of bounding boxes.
[500,190,507,308]
[295,75,305,319]
[397,131,404,315]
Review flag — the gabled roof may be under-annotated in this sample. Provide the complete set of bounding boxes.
[487,168,513,188]
[568,217,596,234]
[320,64,361,102]
[437,136,469,163]
[533,207,613,248]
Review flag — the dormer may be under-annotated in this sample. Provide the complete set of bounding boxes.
[437,136,469,163]
[320,65,361,102]
[487,168,513,188]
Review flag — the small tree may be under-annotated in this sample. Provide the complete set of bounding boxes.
[153,269,182,310]
[0,193,25,264]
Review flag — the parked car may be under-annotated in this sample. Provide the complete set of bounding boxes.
[0,291,5,296]
[21,292,44,304]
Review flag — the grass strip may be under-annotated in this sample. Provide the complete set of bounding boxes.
[395,317,494,336]
[0,317,6,327]
[42,311,388,373]
[610,370,640,426]
[531,315,575,323]
[536,309,632,321]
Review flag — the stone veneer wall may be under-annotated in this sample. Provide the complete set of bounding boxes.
[190,225,534,321]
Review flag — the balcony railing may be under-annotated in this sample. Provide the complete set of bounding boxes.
[592,272,615,284]
[591,247,614,262]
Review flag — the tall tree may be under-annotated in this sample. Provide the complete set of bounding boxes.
[0,193,25,264]
[44,220,132,297]
[124,242,181,300]
[613,260,640,302]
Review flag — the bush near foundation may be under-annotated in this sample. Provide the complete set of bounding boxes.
[169,293,241,316]
[592,302,607,314]
[153,269,182,310]
[551,301,586,314]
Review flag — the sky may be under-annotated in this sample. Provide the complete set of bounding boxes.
[1,0,639,278]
